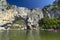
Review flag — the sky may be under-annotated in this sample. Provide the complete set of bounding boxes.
[6,0,55,9]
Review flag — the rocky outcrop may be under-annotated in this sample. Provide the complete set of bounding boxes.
[42,0,60,18]
[27,8,43,30]
[53,0,60,4]
[0,5,44,30]
[0,9,17,28]
[0,0,7,11]
[13,6,44,30]
[42,5,60,18]
[0,0,44,30]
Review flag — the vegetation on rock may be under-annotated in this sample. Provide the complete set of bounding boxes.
[39,18,60,29]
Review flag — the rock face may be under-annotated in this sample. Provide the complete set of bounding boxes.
[0,9,17,28]
[27,8,43,29]
[53,0,60,4]
[0,0,44,30]
[42,5,60,18]
[0,5,44,29]
[13,7,44,30]
[0,0,7,11]
[42,0,60,18]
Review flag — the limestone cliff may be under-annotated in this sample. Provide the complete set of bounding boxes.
[0,5,44,29]
[42,5,60,18]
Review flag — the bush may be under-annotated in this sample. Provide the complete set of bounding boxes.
[39,18,60,29]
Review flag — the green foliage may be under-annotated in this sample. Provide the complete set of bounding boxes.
[39,18,60,29]
[10,20,26,29]
[15,20,26,25]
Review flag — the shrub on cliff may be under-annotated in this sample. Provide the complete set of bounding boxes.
[38,18,60,29]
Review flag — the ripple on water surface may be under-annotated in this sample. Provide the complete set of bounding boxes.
[0,30,60,40]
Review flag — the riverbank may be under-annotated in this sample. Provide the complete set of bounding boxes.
[0,27,59,31]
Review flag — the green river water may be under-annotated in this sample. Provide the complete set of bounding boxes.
[0,30,60,40]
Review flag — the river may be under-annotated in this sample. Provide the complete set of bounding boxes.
[0,30,60,40]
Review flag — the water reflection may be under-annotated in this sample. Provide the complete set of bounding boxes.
[0,30,9,40]
[0,30,60,40]
[25,30,40,40]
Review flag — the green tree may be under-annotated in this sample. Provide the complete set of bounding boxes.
[39,18,60,29]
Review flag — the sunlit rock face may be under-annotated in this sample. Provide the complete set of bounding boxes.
[13,6,44,29]
[27,8,43,29]
[14,6,43,29]
[43,0,60,18]
[42,5,60,18]
[0,0,44,30]
[16,7,29,19]
[0,5,44,29]
[0,9,17,27]
[0,0,7,11]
